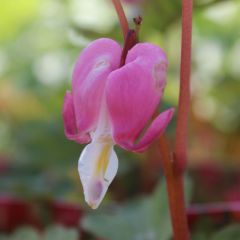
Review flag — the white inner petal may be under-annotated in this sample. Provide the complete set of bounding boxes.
[78,97,118,209]
[78,141,118,209]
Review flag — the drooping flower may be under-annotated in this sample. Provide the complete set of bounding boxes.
[62,38,174,209]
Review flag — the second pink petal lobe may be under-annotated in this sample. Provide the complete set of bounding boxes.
[106,43,172,152]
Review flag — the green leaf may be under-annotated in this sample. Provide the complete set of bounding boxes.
[211,224,240,240]
[192,232,209,240]
[82,177,192,240]
[1,225,79,240]
[0,235,8,240]
[10,227,40,240]
[44,225,79,240]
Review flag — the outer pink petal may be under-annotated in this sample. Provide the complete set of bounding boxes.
[71,38,121,138]
[118,108,174,152]
[62,91,90,143]
[106,43,170,152]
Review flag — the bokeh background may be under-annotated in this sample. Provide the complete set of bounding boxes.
[0,0,240,239]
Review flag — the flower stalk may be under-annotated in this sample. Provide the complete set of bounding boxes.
[112,0,142,66]
[111,0,129,40]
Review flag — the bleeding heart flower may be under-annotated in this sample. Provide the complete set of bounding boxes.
[62,38,174,209]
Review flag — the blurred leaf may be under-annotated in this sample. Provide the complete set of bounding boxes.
[10,227,39,240]
[211,224,240,240]
[82,177,192,240]
[44,225,79,240]
[0,226,79,240]
[0,235,7,240]
[192,232,209,240]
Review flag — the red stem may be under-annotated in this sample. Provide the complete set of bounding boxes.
[159,0,192,239]
[187,202,240,217]
[159,136,190,240]
[111,0,129,40]
[175,0,193,173]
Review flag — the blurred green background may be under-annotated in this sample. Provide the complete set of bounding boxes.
[0,0,240,239]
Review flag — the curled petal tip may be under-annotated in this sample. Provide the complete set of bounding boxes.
[62,91,91,144]
[114,108,174,152]
[62,91,77,139]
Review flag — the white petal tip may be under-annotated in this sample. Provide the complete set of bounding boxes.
[86,198,101,209]
[78,142,119,209]
[88,202,99,210]
[85,179,104,209]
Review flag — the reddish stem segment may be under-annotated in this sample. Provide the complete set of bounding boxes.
[188,202,240,217]
[175,0,193,173]
[111,0,129,40]
[187,202,240,227]
[159,0,192,239]
[159,136,190,240]
[120,30,137,66]
[112,0,140,66]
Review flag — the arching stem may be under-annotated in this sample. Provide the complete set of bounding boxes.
[111,0,129,40]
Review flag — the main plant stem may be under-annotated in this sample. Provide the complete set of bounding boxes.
[159,0,192,240]
[159,136,190,240]
[175,0,193,173]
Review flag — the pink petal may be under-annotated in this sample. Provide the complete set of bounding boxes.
[106,43,170,152]
[118,108,174,152]
[71,38,121,139]
[62,91,90,143]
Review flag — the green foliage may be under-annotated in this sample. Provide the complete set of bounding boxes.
[211,224,240,240]
[10,227,39,240]
[43,225,79,240]
[0,225,79,240]
[82,178,192,240]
